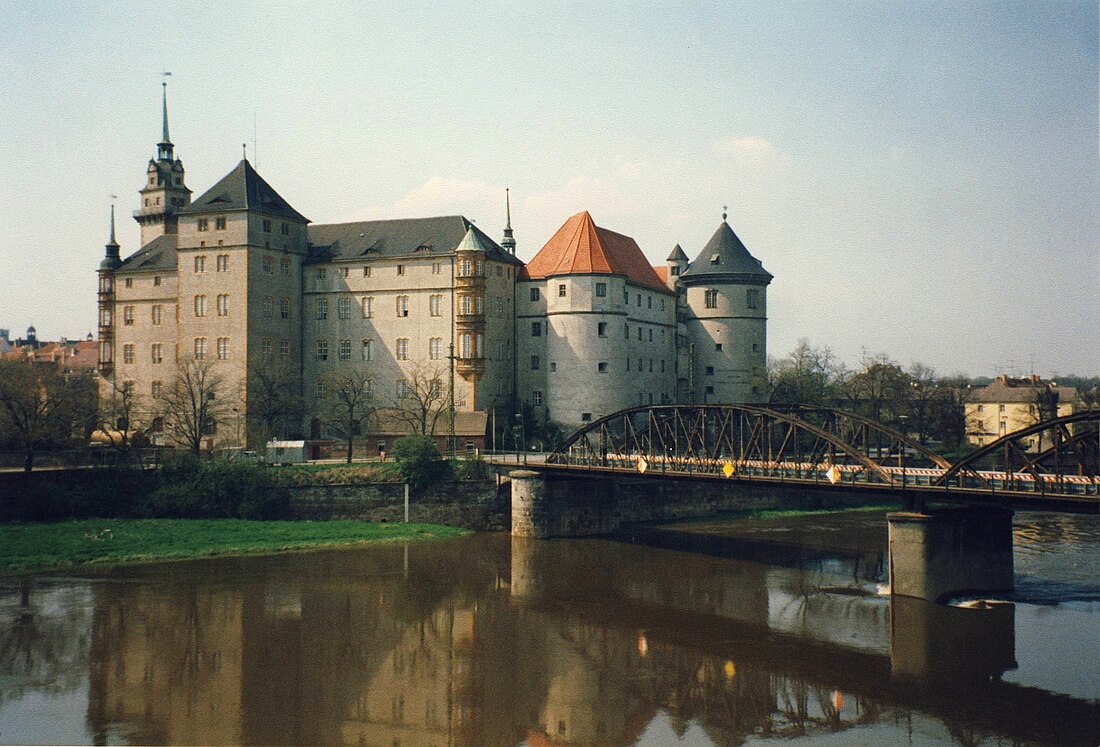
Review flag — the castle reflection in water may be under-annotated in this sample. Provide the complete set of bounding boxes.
[58,532,1094,747]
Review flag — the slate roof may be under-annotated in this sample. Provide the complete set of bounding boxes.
[520,211,669,292]
[117,234,178,273]
[681,221,772,283]
[969,379,1077,404]
[666,244,688,262]
[180,159,309,223]
[306,216,522,265]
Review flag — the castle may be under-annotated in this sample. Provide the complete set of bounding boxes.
[96,88,772,450]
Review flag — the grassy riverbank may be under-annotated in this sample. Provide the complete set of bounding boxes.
[0,519,469,575]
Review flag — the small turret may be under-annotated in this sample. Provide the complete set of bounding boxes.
[666,244,688,285]
[99,204,122,271]
[501,188,516,254]
[135,81,191,246]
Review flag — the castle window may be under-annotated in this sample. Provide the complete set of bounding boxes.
[598,362,608,373]
[123,344,134,364]
[396,338,409,360]
[396,380,409,399]
[705,385,714,396]
[100,276,113,293]
[649,329,653,342]
[530,288,540,301]
[460,296,472,315]
[623,288,629,304]
[151,381,163,398]
[531,355,540,370]
[752,343,759,352]
[262,255,273,273]
[261,339,272,358]
[339,339,351,361]
[460,333,472,358]
[316,340,328,361]
[671,266,680,276]
[432,262,442,275]
[533,391,543,405]
[361,297,373,318]
[396,296,409,317]
[153,275,161,286]
[361,339,373,361]
[661,359,665,372]
[263,298,274,318]
[705,366,715,376]
[624,324,629,339]
[215,217,226,230]
[558,284,566,297]
[262,219,272,233]
[581,413,592,422]
[364,380,374,397]
[217,337,229,360]
[194,295,206,317]
[648,296,652,309]
[715,343,722,351]
[397,264,405,276]
[281,222,289,236]
[429,294,443,317]
[363,266,372,277]
[216,255,228,272]
[338,297,351,319]
[460,259,471,276]
[429,378,442,398]
[151,343,162,364]
[341,267,349,278]
[99,341,111,364]
[637,328,642,341]
[100,308,112,327]
[746,289,760,310]
[531,322,541,337]
[429,337,443,360]
[598,322,607,337]
[550,361,556,372]
[280,258,291,275]
[596,283,607,298]
[704,289,717,308]
[279,340,290,358]
[316,381,325,399]
[317,267,327,280]
[195,256,206,273]
[280,298,290,319]
[197,219,208,232]
[123,306,134,326]
[217,294,229,316]
[193,337,207,360]
[316,299,328,320]
[637,294,642,306]
[627,358,630,371]
[660,298,665,310]
[122,381,134,398]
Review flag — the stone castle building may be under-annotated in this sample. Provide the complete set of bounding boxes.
[96,90,771,448]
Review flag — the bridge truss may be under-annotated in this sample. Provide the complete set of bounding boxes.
[546,405,1099,499]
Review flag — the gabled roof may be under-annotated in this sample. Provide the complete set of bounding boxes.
[180,159,309,223]
[306,216,522,265]
[117,233,178,273]
[520,211,669,292]
[970,379,1077,404]
[681,221,772,284]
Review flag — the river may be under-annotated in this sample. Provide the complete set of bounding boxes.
[1,509,1098,746]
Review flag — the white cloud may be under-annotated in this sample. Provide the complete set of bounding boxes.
[343,177,504,225]
[713,135,777,158]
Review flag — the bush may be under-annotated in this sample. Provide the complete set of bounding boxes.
[453,455,492,481]
[391,436,450,489]
[141,457,290,519]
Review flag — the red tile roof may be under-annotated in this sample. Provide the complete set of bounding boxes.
[653,265,669,283]
[521,211,669,292]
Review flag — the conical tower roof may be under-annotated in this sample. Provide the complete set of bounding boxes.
[181,159,309,223]
[666,244,688,262]
[456,224,496,253]
[681,221,772,284]
[521,211,668,292]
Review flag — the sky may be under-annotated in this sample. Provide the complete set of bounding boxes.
[1,1,1096,378]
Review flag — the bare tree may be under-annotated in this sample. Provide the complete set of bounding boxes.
[906,362,937,445]
[319,370,376,464]
[246,362,304,447]
[844,352,911,426]
[766,338,843,406]
[391,360,448,437]
[159,360,232,455]
[95,379,142,449]
[0,360,96,471]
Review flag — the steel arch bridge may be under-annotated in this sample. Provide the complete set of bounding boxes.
[544,405,1099,504]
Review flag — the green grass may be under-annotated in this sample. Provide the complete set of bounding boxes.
[0,519,469,575]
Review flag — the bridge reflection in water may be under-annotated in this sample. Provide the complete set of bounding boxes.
[54,532,1096,746]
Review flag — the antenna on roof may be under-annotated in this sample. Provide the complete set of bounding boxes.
[242,142,247,162]
[722,205,728,222]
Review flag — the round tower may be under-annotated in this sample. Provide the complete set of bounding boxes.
[97,204,122,375]
[679,213,772,404]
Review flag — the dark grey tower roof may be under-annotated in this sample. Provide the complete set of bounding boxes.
[681,221,772,284]
[99,204,122,271]
[180,159,309,223]
[666,244,688,262]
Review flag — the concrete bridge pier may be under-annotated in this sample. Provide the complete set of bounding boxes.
[510,469,619,538]
[888,508,1014,602]
[511,470,551,538]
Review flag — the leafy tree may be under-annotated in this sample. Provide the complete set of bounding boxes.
[0,360,96,471]
[246,362,304,447]
[391,434,449,488]
[320,370,376,464]
[158,360,232,455]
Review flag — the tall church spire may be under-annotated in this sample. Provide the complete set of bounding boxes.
[157,80,174,162]
[501,188,516,254]
[108,202,117,246]
[100,201,122,271]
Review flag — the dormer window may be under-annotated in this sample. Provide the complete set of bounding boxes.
[710,254,720,265]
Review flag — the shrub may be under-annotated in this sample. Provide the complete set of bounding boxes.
[453,455,492,481]
[391,435,450,489]
[141,458,290,519]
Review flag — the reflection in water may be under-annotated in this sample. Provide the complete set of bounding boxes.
[0,512,1097,746]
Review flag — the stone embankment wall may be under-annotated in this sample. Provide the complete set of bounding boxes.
[286,480,508,531]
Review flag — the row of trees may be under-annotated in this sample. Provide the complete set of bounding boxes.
[766,338,1098,451]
